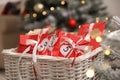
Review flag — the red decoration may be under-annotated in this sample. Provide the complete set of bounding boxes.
[67,18,77,28]
[17,35,38,53]
[22,10,29,16]
[78,22,106,50]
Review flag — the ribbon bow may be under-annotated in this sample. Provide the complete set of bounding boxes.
[18,35,40,80]
[60,37,90,58]
[26,37,39,62]
[60,37,90,65]
[18,28,49,80]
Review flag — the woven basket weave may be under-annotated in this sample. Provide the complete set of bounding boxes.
[2,48,104,80]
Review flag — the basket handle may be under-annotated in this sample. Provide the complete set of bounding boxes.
[17,45,41,80]
[18,35,41,80]
[17,46,31,80]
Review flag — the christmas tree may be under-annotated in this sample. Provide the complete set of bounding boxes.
[22,0,109,32]
[92,16,120,80]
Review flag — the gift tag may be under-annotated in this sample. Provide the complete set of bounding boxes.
[38,38,49,52]
[48,34,58,51]
[60,45,72,57]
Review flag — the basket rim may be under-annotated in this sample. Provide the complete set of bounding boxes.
[2,47,103,62]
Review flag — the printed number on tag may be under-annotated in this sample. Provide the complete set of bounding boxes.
[60,45,72,57]
[38,38,48,51]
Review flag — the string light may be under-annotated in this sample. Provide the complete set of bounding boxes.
[42,11,47,15]
[108,30,111,33]
[86,68,95,78]
[102,62,110,70]
[81,0,86,4]
[34,3,44,12]
[24,14,30,18]
[96,36,102,42]
[50,7,55,11]
[61,0,65,5]
[96,17,99,23]
[33,13,37,17]
[38,3,44,9]
[104,49,111,55]
[105,17,109,21]
[79,25,81,28]
[108,45,111,48]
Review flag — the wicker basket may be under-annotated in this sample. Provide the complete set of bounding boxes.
[2,48,104,80]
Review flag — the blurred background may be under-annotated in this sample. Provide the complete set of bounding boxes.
[0,0,120,16]
[0,0,120,72]
[0,0,120,80]
[104,0,120,16]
